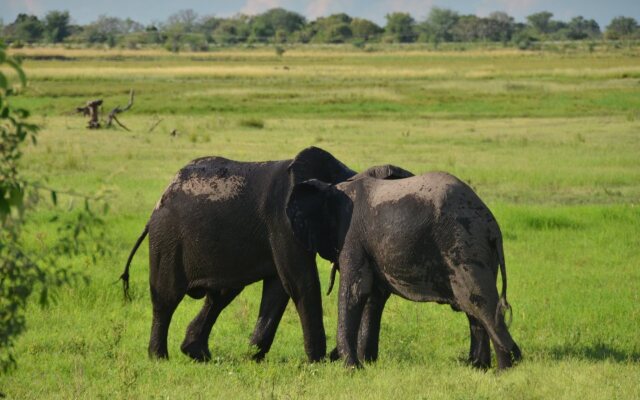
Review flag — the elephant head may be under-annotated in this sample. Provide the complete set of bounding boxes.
[285,179,351,262]
[287,146,356,186]
[349,164,414,181]
[285,163,411,262]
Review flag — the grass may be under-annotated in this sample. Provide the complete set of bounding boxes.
[1,45,639,399]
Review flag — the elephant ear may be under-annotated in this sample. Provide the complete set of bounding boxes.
[288,146,356,185]
[350,164,414,181]
[286,179,335,260]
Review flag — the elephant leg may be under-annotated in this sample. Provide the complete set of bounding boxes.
[357,284,390,363]
[148,246,187,359]
[337,252,372,368]
[149,294,183,359]
[329,284,388,364]
[450,272,521,370]
[272,248,326,362]
[249,277,290,361]
[181,287,243,361]
[482,315,521,370]
[466,313,491,369]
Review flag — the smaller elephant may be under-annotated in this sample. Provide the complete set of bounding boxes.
[286,172,522,369]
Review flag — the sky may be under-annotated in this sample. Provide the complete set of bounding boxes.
[2,0,639,28]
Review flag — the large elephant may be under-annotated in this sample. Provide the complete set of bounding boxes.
[286,172,522,369]
[121,147,356,362]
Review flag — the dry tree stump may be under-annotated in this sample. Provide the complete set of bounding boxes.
[76,99,103,129]
[75,90,134,130]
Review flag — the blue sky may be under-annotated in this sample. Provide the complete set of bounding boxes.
[2,0,639,28]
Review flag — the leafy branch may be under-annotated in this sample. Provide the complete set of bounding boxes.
[0,41,110,373]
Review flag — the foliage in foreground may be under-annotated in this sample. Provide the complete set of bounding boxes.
[0,42,107,373]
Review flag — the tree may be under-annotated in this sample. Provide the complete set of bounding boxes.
[211,15,250,44]
[44,10,71,43]
[309,14,355,43]
[320,23,353,43]
[197,15,222,42]
[0,42,108,373]
[566,16,600,40]
[83,15,125,44]
[384,12,416,43]
[5,14,44,43]
[450,13,515,43]
[250,8,306,42]
[424,7,459,42]
[485,11,515,42]
[165,9,199,33]
[526,11,554,34]
[451,15,482,42]
[350,18,383,40]
[605,16,639,40]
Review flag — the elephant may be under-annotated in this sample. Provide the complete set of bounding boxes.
[286,171,522,369]
[120,146,357,362]
[120,147,413,363]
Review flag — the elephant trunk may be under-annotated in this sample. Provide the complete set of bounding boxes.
[120,225,148,302]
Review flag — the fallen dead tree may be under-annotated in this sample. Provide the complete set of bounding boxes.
[75,90,134,130]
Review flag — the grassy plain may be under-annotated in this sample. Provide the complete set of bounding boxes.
[1,45,639,399]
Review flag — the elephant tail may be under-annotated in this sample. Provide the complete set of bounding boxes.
[326,263,339,295]
[494,235,512,327]
[120,225,148,302]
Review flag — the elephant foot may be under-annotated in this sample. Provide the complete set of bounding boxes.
[468,357,490,370]
[180,339,211,362]
[329,347,341,362]
[251,349,267,362]
[467,347,491,370]
[148,340,170,360]
[344,358,363,369]
[148,348,169,360]
[510,343,523,363]
[495,344,522,370]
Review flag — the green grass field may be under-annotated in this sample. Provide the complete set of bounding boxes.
[2,45,639,399]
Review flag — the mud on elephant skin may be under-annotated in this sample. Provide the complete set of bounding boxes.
[287,172,522,369]
[121,146,356,363]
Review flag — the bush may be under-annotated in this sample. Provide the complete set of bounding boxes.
[0,42,109,373]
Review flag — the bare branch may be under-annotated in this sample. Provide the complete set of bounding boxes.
[106,89,134,129]
[111,115,130,131]
[148,117,164,133]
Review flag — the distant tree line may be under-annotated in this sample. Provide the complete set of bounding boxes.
[1,8,639,50]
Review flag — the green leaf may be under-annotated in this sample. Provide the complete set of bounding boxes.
[0,197,9,218]
[8,187,23,208]
[0,73,7,90]
[5,59,27,87]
